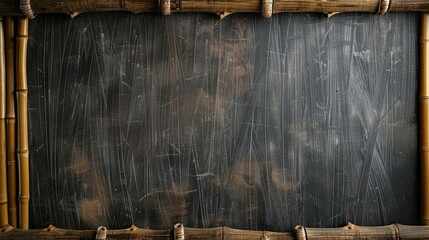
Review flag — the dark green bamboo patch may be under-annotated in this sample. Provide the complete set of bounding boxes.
[5,16,17,228]
[15,17,28,230]
[0,17,8,228]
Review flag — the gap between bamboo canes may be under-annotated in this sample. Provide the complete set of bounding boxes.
[15,17,28,230]
[5,16,17,228]
[0,17,8,228]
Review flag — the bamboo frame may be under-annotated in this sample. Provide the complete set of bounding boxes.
[5,16,17,228]
[0,0,428,18]
[2,223,429,239]
[0,17,8,228]
[0,0,427,238]
[15,17,28,230]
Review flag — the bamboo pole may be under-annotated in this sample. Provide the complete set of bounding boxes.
[0,17,8,228]
[1,224,429,239]
[0,0,429,18]
[15,17,28,230]
[422,12,429,226]
[5,17,17,228]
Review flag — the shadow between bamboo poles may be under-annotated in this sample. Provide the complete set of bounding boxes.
[16,17,28,230]
[0,17,8,227]
[5,17,17,228]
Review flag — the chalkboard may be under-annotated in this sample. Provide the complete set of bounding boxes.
[27,12,419,231]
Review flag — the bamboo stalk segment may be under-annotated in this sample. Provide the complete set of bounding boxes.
[1,224,429,239]
[421,12,429,226]
[174,223,184,240]
[95,226,107,240]
[15,17,28,230]
[0,17,8,228]
[1,0,429,17]
[160,0,171,16]
[5,16,17,229]
[295,223,399,240]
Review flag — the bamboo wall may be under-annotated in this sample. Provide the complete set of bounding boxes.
[25,12,419,231]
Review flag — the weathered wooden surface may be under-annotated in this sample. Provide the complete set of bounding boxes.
[27,12,419,231]
[1,0,429,17]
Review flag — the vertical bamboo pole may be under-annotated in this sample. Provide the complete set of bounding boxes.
[16,17,28,229]
[421,12,429,226]
[5,16,17,228]
[0,17,8,227]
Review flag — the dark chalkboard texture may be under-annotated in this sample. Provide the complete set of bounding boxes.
[27,12,419,231]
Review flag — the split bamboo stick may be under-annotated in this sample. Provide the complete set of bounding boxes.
[5,16,17,228]
[0,17,8,228]
[1,0,429,18]
[421,12,429,226]
[15,17,28,230]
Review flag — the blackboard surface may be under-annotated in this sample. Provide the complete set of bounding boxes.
[27,12,419,231]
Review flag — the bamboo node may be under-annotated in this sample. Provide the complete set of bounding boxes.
[294,225,306,240]
[261,0,273,19]
[377,0,390,15]
[19,0,36,19]
[160,0,171,16]
[174,223,185,240]
[1,224,13,232]
[96,226,107,240]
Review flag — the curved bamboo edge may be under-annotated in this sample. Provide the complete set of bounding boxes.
[1,223,429,239]
[0,0,427,18]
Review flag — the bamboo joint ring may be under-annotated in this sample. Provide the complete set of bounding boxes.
[160,0,171,16]
[19,0,36,19]
[378,0,390,15]
[262,0,273,18]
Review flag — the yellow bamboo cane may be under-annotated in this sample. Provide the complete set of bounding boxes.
[16,17,28,230]
[5,16,17,228]
[0,17,8,228]
[421,12,429,225]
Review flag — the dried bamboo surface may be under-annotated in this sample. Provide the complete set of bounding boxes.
[0,224,295,239]
[422,12,429,226]
[15,17,28,230]
[4,16,16,228]
[2,224,429,239]
[0,0,429,17]
[0,17,8,228]
[296,223,429,239]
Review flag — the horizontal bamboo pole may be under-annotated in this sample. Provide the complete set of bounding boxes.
[295,223,399,239]
[16,17,29,230]
[4,16,17,228]
[2,224,429,239]
[422,12,429,226]
[0,17,8,228]
[1,0,429,18]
